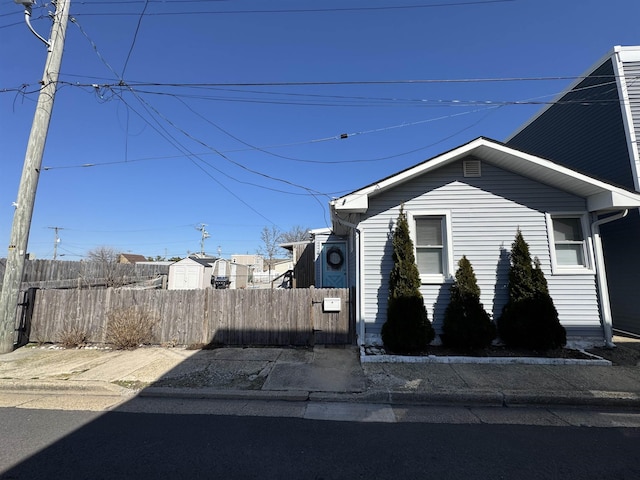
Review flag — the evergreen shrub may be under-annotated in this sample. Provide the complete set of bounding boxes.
[441,256,496,351]
[497,230,566,350]
[381,207,435,354]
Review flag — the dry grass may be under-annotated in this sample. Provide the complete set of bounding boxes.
[105,306,158,350]
[58,325,88,349]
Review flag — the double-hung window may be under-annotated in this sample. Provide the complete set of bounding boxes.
[549,214,592,272]
[413,212,452,283]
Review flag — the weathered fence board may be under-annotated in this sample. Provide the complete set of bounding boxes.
[27,287,352,346]
[0,259,169,290]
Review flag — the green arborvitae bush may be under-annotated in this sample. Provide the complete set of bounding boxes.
[381,206,435,354]
[442,256,496,351]
[498,230,566,350]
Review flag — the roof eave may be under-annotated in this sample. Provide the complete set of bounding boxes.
[587,190,640,212]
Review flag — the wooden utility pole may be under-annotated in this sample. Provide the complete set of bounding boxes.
[48,226,64,260]
[0,0,71,354]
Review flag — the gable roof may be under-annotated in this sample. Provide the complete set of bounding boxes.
[331,137,640,215]
[507,45,640,142]
[171,256,217,267]
[118,253,148,264]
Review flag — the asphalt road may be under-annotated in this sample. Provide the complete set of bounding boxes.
[1,405,639,479]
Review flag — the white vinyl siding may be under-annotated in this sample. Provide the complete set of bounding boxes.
[358,159,600,339]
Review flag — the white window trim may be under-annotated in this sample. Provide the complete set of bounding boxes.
[407,210,454,284]
[546,212,595,275]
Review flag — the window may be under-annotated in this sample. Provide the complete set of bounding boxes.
[549,215,592,272]
[412,212,453,282]
[415,217,444,275]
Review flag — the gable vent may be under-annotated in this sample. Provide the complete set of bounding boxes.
[463,159,481,177]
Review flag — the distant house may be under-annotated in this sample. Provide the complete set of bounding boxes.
[507,45,640,337]
[167,256,249,290]
[231,254,264,273]
[330,137,640,347]
[118,253,148,264]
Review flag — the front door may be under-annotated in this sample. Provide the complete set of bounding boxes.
[321,242,347,288]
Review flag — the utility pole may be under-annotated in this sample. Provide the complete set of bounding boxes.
[48,226,64,260]
[0,0,71,354]
[195,223,210,257]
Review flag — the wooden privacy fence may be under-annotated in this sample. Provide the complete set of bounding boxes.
[0,259,169,290]
[28,287,353,346]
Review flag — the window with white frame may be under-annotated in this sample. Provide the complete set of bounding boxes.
[413,214,452,282]
[550,216,589,269]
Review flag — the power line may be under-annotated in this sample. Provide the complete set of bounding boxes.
[70,0,515,16]
[68,15,292,223]
[57,76,628,87]
[121,0,149,77]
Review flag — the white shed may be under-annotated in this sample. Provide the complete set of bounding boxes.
[167,257,216,290]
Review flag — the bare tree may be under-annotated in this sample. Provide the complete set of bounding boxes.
[257,226,283,275]
[279,225,310,244]
[86,246,121,287]
[86,246,119,264]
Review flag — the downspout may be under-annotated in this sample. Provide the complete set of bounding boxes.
[331,210,363,346]
[591,210,628,348]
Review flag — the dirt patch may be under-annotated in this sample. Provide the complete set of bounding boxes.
[370,334,640,366]
[426,344,594,360]
[586,335,640,366]
[377,344,595,361]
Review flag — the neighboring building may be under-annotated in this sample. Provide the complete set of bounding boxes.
[231,254,264,273]
[167,256,249,290]
[507,46,640,336]
[118,253,148,264]
[211,258,249,289]
[330,137,640,347]
[280,230,349,289]
[280,240,315,288]
[309,228,349,289]
[167,257,216,290]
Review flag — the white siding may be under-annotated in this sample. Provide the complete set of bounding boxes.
[359,159,601,339]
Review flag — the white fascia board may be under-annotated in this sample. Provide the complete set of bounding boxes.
[588,190,640,212]
[309,227,331,235]
[613,46,640,192]
[332,193,369,213]
[615,45,640,62]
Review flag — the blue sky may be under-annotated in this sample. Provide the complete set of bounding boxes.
[1,0,639,260]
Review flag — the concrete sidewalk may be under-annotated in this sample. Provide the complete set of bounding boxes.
[0,341,639,411]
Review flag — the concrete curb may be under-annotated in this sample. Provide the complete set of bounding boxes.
[2,382,640,409]
[502,390,640,408]
[139,387,310,402]
[0,379,127,395]
[360,353,612,366]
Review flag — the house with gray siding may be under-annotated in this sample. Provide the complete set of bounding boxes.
[330,137,640,348]
[508,45,640,336]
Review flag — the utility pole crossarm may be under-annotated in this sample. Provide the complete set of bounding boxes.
[0,0,71,354]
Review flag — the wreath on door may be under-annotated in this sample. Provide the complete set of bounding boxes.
[326,246,344,269]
